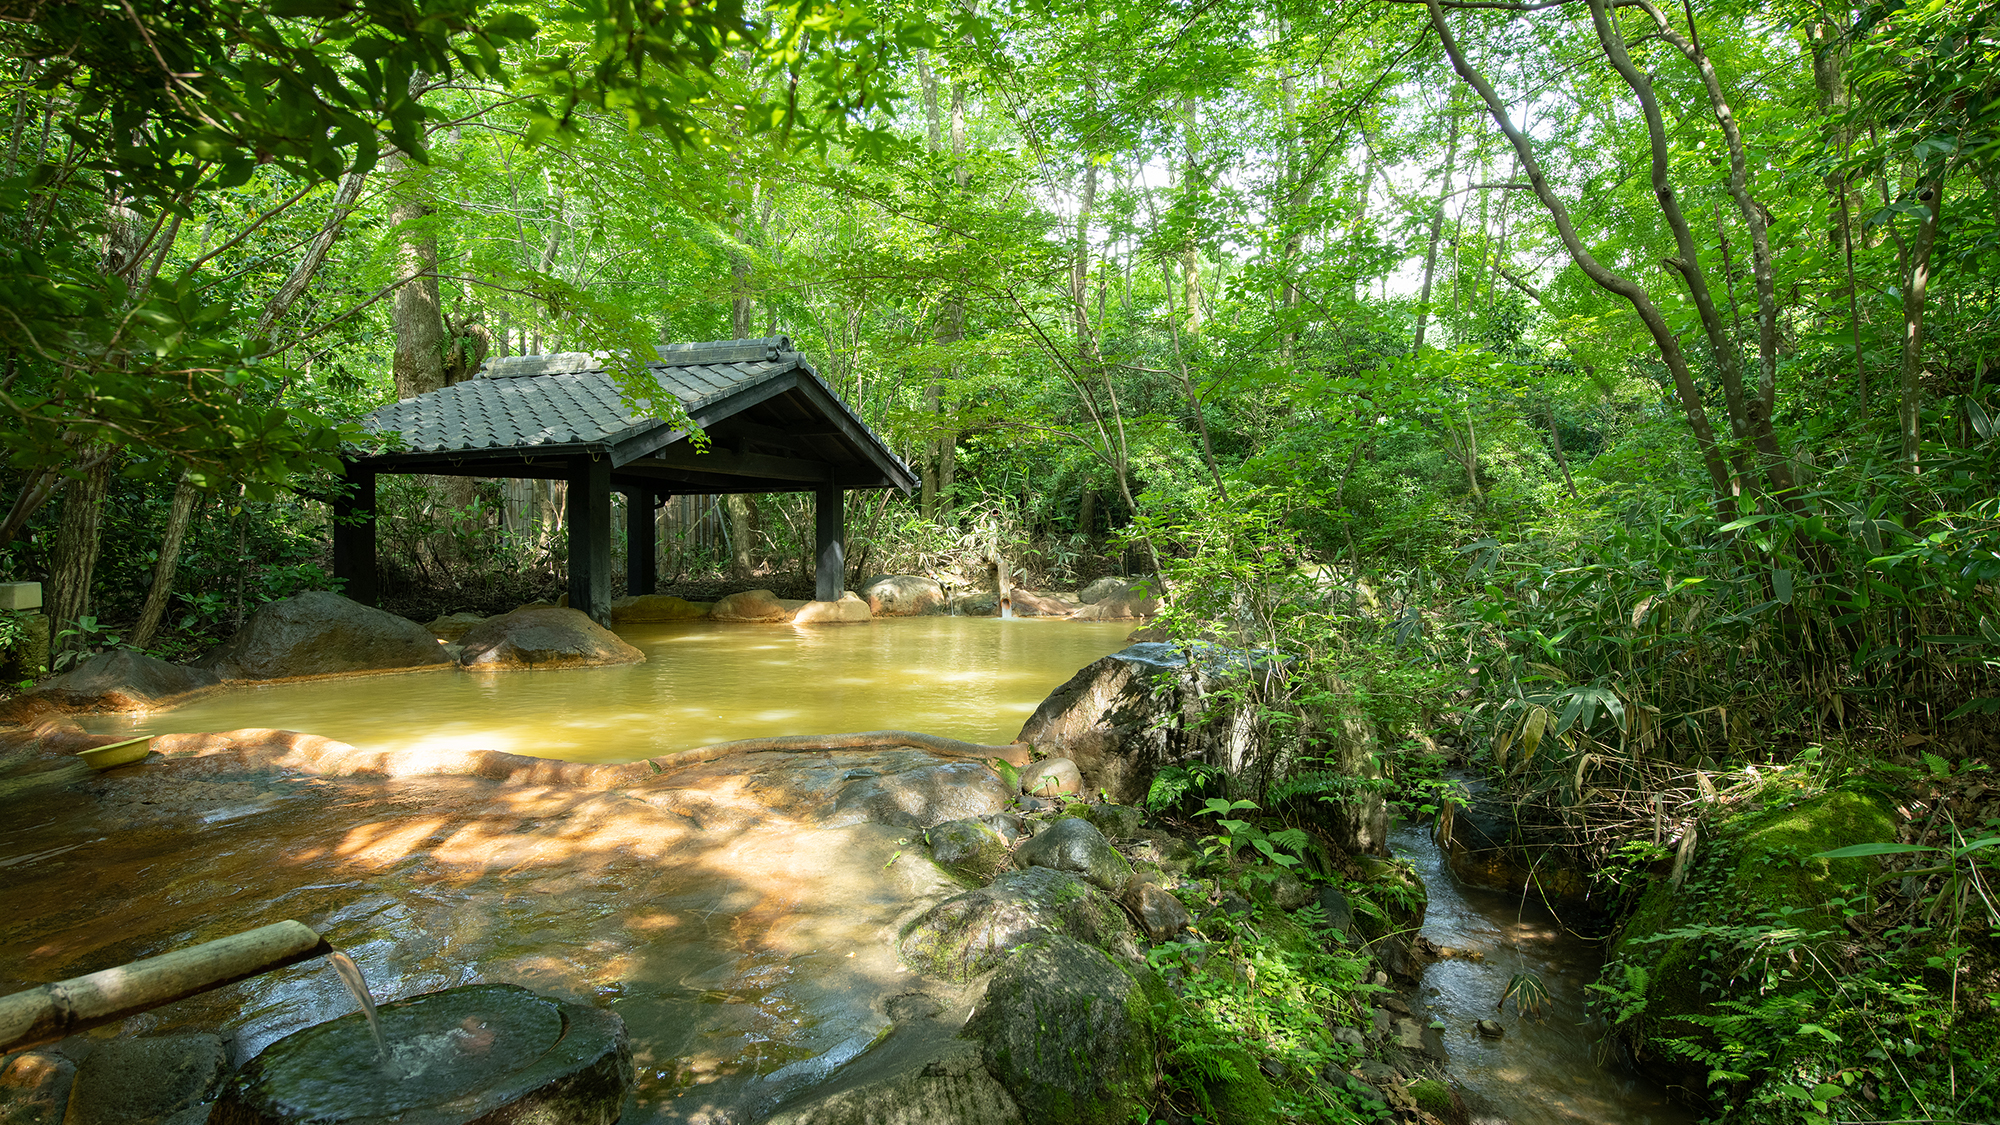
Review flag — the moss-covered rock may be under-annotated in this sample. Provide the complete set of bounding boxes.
[962,935,1164,1125]
[1607,785,1899,1085]
[1197,1047,1277,1125]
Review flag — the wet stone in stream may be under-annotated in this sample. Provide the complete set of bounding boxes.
[211,984,630,1125]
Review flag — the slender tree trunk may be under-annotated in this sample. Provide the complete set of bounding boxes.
[129,476,198,649]
[1412,90,1461,356]
[255,168,368,342]
[1899,175,1943,471]
[1546,404,1577,498]
[1426,0,1738,519]
[47,458,111,656]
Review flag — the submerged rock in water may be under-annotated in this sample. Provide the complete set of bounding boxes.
[210,983,629,1125]
[764,1038,1023,1125]
[195,591,455,681]
[608,594,710,623]
[456,606,644,670]
[0,1050,73,1125]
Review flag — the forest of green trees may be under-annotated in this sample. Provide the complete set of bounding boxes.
[1,0,1995,1119]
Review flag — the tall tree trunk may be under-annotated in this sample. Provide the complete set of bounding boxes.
[1412,90,1462,356]
[387,149,446,402]
[129,476,199,649]
[1179,94,1205,334]
[939,81,966,508]
[47,458,111,656]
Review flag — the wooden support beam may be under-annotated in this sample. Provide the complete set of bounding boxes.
[623,486,657,596]
[641,443,832,483]
[568,456,612,625]
[815,487,844,602]
[331,463,377,606]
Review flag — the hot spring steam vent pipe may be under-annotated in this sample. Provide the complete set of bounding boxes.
[0,920,331,1053]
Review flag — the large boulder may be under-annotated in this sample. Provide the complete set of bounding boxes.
[764,1039,1021,1125]
[195,592,453,681]
[899,867,1134,983]
[609,594,710,624]
[860,575,948,617]
[1017,644,1389,855]
[1077,576,1126,605]
[710,589,807,623]
[3,649,219,719]
[457,606,645,670]
[1011,590,1081,617]
[828,759,1013,828]
[794,592,873,624]
[961,935,1163,1125]
[1070,580,1160,620]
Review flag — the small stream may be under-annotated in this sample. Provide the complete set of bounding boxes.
[1389,821,1696,1125]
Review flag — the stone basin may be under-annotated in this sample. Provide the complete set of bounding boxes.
[210,983,629,1124]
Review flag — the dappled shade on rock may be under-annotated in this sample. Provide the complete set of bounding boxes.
[899,867,1133,983]
[195,591,454,681]
[456,606,644,670]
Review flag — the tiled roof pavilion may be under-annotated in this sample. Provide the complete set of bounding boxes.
[333,337,916,623]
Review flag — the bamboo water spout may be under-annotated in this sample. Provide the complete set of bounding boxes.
[0,919,330,1053]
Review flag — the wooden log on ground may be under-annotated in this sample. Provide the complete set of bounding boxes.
[0,920,330,1054]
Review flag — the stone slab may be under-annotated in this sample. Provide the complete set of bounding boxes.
[0,583,41,611]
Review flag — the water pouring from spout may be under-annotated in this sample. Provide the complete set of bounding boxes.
[325,951,392,1069]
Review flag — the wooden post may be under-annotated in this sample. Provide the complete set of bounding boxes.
[331,462,377,606]
[567,456,612,625]
[624,486,656,596]
[814,486,844,602]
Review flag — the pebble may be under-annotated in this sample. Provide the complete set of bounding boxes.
[1477,1018,1505,1038]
